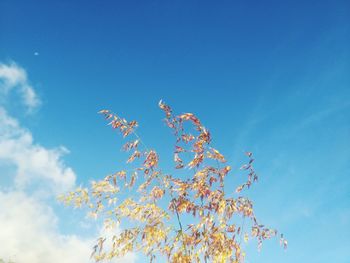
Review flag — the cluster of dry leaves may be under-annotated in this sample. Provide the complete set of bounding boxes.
[59,101,286,263]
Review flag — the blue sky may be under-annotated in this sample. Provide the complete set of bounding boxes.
[0,0,349,262]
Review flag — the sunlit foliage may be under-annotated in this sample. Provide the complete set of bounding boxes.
[59,101,286,262]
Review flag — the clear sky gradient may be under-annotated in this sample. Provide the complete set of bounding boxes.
[0,1,349,262]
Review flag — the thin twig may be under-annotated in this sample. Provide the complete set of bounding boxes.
[170,191,190,258]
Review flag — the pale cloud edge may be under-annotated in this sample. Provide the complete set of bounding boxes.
[0,107,76,193]
[0,61,41,111]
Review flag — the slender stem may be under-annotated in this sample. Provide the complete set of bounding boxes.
[170,192,189,258]
[216,159,225,194]
[130,129,150,152]
[239,217,246,245]
[114,114,150,151]
[201,198,208,263]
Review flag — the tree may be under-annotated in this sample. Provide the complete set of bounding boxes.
[59,101,287,262]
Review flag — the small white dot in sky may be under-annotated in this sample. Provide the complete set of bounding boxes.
[34,52,39,56]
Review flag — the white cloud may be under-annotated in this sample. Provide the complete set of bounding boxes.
[0,61,136,263]
[0,191,136,263]
[0,107,76,193]
[0,62,41,110]
[0,62,72,193]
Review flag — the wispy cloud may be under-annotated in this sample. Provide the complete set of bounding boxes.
[0,62,41,111]
[0,107,76,193]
